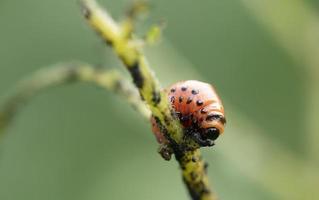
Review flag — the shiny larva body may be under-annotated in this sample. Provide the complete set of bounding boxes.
[151,80,226,147]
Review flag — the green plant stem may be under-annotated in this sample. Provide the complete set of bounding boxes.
[0,63,150,134]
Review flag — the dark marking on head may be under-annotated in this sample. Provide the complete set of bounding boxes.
[181,86,187,91]
[206,114,220,121]
[128,62,144,89]
[179,96,183,103]
[191,89,199,95]
[186,97,193,104]
[170,88,176,93]
[196,100,203,106]
[206,114,226,124]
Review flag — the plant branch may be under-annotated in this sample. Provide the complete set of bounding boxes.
[80,0,185,143]
[80,1,217,199]
[0,62,150,134]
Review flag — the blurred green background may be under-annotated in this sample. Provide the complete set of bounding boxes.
[0,0,318,199]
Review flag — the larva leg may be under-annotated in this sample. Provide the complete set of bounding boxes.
[192,132,215,147]
[158,144,173,161]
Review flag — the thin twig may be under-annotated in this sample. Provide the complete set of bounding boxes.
[0,62,150,134]
[80,0,217,199]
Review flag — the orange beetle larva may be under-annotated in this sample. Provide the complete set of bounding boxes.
[151,80,226,147]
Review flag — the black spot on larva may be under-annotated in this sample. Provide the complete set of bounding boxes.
[179,96,183,103]
[170,88,176,93]
[128,62,144,89]
[170,96,175,103]
[181,86,187,91]
[206,114,226,124]
[206,114,225,122]
[196,100,204,106]
[191,89,199,95]
[186,97,193,104]
[206,114,218,121]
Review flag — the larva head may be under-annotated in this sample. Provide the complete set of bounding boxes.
[198,102,226,142]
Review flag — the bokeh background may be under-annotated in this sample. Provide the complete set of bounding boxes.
[0,0,319,199]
